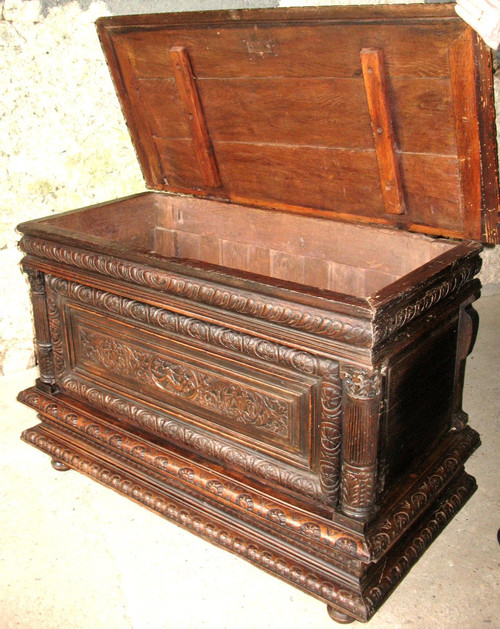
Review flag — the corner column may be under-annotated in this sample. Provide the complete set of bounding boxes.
[339,366,383,520]
[24,267,57,393]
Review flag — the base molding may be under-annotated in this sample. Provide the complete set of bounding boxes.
[19,387,479,623]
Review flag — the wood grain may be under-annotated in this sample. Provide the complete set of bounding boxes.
[97,8,498,241]
[449,29,482,241]
[169,46,220,189]
[138,76,456,155]
[361,48,405,215]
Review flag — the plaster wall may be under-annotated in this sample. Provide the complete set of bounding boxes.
[1,0,499,374]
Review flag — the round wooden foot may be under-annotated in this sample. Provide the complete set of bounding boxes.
[51,459,70,472]
[327,605,355,624]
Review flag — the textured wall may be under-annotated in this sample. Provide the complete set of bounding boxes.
[1,0,499,374]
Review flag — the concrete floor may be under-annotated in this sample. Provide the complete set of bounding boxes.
[1,293,499,629]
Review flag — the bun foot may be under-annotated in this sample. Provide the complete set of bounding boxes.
[327,606,355,624]
[51,459,70,472]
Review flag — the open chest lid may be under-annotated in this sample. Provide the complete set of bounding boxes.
[97,3,499,244]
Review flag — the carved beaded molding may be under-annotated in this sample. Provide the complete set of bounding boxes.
[373,259,482,345]
[61,375,326,500]
[21,423,477,622]
[364,473,476,615]
[21,237,371,345]
[18,388,367,564]
[366,426,480,558]
[22,425,371,619]
[45,276,343,504]
[22,237,481,348]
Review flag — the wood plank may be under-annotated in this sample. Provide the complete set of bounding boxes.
[110,36,165,187]
[449,29,482,241]
[327,261,366,297]
[221,239,250,271]
[160,194,454,277]
[124,22,463,80]
[169,46,221,189]
[247,245,271,277]
[361,48,405,215]
[304,258,330,292]
[399,153,461,231]
[270,251,305,286]
[138,77,456,155]
[474,34,500,244]
[154,228,177,257]
[154,137,206,191]
[207,143,462,230]
[175,230,201,259]
[199,234,222,265]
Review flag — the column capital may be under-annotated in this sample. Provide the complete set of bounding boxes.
[340,366,382,400]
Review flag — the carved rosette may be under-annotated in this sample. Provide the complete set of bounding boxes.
[367,425,480,558]
[339,366,383,519]
[18,388,367,563]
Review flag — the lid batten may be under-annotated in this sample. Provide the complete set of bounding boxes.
[360,47,406,216]
[169,46,221,189]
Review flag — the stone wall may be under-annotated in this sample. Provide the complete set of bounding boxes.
[1,0,499,375]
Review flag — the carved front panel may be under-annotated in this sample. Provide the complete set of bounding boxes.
[71,313,306,458]
[45,276,343,505]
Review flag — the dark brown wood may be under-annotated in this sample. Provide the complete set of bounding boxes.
[17,4,497,626]
[474,35,500,244]
[23,267,56,392]
[340,367,382,518]
[169,46,221,189]
[361,48,405,215]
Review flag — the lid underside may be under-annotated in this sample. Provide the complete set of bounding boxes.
[97,4,500,243]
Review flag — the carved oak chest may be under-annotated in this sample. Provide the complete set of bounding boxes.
[17,4,499,624]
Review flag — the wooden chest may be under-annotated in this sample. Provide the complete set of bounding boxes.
[17,4,499,624]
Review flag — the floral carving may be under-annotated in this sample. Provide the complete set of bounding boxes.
[367,426,480,558]
[78,327,291,436]
[43,276,343,506]
[20,421,477,623]
[46,291,65,379]
[46,275,335,377]
[364,473,477,615]
[58,377,323,503]
[340,466,377,515]
[18,388,367,562]
[23,267,45,294]
[21,425,372,619]
[340,367,382,399]
[319,372,342,506]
